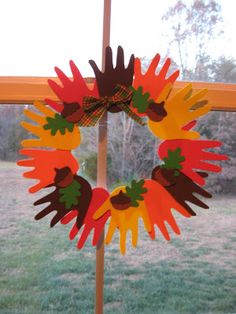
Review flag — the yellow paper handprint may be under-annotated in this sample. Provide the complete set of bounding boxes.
[148,84,211,140]
[21,101,81,150]
[93,181,151,255]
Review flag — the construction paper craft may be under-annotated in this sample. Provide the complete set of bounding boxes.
[152,165,212,215]
[131,86,168,121]
[34,171,92,229]
[17,149,79,193]
[93,182,151,255]
[46,48,143,127]
[89,46,134,112]
[132,54,179,116]
[143,179,191,240]
[158,139,228,185]
[18,47,228,255]
[46,60,99,125]
[61,188,110,249]
[148,84,211,140]
[47,60,98,108]
[43,113,75,135]
[21,101,81,150]
[151,147,212,214]
[80,84,144,126]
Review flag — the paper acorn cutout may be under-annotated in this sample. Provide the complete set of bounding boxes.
[18,46,228,254]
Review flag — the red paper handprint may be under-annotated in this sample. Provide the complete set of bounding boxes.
[61,188,110,249]
[158,139,228,185]
[46,60,98,113]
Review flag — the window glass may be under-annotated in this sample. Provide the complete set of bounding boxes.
[1,0,236,83]
[0,0,103,77]
[0,1,236,312]
[0,106,235,313]
[2,105,234,194]
[105,111,236,194]
[111,0,236,83]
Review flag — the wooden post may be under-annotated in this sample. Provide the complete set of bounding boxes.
[95,0,111,313]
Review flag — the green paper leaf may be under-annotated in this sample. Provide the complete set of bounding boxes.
[130,86,153,113]
[161,148,185,171]
[43,113,74,135]
[125,179,148,207]
[59,179,81,210]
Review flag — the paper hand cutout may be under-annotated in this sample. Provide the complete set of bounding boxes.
[144,180,191,240]
[148,84,211,140]
[61,188,110,249]
[158,139,228,185]
[152,165,212,216]
[89,46,134,112]
[93,184,151,255]
[21,101,81,150]
[132,54,179,115]
[46,60,98,114]
[17,149,79,193]
[34,172,92,229]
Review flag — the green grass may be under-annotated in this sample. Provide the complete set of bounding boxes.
[0,162,236,313]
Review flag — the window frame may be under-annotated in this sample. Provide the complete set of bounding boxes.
[0,76,235,111]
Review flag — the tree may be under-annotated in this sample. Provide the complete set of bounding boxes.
[196,111,236,193]
[209,56,236,83]
[162,0,223,80]
[0,105,28,161]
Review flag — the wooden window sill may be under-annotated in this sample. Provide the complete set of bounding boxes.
[0,76,235,111]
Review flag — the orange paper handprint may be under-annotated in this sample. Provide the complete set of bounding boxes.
[134,54,179,100]
[17,149,79,193]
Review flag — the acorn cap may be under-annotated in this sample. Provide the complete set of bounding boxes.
[54,167,74,187]
[61,102,85,123]
[110,190,132,210]
[146,101,167,122]
[152,166,176,187]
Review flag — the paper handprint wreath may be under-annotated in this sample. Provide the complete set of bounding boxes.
[18,46,228,255]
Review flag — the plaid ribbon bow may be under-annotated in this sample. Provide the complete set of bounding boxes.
[77,84,145,127]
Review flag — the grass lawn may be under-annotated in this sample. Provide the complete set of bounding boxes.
[0,162,236,314]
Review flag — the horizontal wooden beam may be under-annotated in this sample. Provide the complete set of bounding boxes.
[175,81,236,111]
[0,76,94,104]
[0,76,235,111]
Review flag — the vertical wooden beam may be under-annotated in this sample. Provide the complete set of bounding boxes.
[95,0,111,313]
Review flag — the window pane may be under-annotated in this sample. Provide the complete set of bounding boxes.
[0,106,235,313]
[0,0,103,77]
[0,105,27,160]
[111,0,236,83]
[105,111,236,194]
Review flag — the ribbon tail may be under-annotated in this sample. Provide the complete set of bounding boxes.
[120,104,146,126]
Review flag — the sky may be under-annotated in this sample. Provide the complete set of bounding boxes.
[0,0,235,77]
